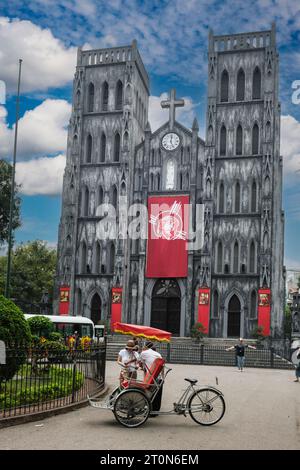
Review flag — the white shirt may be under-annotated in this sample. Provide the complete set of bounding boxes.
[118,349,139,372]
[140,348,162,372]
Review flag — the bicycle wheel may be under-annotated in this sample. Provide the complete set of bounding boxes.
[188,388,225,426]
[113,389,151,428]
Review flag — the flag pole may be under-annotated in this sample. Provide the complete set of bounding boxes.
[5,59,22,299]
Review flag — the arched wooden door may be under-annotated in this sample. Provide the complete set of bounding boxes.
[151,279,181,336]
[227,294,241,337]
[90,293,102,325]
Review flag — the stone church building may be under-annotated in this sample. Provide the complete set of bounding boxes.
[54,24,285,338]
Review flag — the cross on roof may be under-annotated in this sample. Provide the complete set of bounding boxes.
[161,88,185,130]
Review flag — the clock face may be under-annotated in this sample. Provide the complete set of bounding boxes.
[161,132,180,151]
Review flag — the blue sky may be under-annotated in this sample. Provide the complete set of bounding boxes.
[0,0,300,268]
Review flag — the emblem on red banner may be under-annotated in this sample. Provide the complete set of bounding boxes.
[149,200,187,241]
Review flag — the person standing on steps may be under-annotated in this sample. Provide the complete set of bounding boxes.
[226,338,256,371]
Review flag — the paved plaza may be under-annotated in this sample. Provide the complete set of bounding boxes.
[0,361,299,450]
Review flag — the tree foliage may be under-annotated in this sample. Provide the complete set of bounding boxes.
[27,315,54,338]
[0,240,57,309]
[0,295,31,382]
[0,159,21,245]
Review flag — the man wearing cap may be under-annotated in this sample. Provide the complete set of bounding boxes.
[117,340,140,384]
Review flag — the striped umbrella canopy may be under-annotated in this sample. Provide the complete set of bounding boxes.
[113,322,172,343]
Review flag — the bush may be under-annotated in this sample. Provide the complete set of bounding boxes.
[48,332,63,342]
[0,366,84,410]
[27,315,54,339]
[250,326,269,345]
[0,295,31,382]
[190,322,207,340]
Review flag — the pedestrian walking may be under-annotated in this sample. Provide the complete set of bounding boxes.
[226,338,256,371]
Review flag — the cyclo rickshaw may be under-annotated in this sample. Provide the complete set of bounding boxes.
[88,322,226,428]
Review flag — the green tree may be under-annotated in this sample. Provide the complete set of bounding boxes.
[0,240,57,308]
[27,315,54,339]
[0,159,21,245]
[0,295,31,382]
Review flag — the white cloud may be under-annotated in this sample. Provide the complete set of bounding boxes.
[148,93,198,132]
[16,154,66,195]
[0,17,77,93]
[281,115,300,186]
[0,99,70,159]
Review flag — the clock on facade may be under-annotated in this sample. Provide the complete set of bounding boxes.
[161,132,180,151]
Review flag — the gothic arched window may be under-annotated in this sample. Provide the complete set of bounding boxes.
[76,288,82,315]
[217,241,223,273]
[233,241,239,273]
[94,242,101,274]
[220,125,227,156]
[82,186,89,216]
[235,182,241,213]
[114,133,120,162]
[98,186,104,208]
[213,290,219,318]
[109,243,115,273]
[86,134,92,163]
[80,242,87,273]
[115,80,123,110]
[102,81,109,111]
[236,125,243,155]
[252,67,261,100]
[250,290,257,318]
[249,240,256,273]
[157,173,161,191]
[88,82,94,112]
[220,70,229,102]
[236,68,245,101]
[100,133,106,162]
[251,181,257,212]
[219,182,225,213]
[252,123,259,155]
[111,186,118,209]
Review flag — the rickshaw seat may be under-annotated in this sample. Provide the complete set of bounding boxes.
[122,358,165,390]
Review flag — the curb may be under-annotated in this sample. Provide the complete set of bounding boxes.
[0,385,110,429]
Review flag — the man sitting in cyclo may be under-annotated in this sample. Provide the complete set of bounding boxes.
[139,341,164,415]
[117,340,140,385]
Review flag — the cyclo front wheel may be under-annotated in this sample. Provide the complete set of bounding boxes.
[188,388,225,426]
[113,388,151,428]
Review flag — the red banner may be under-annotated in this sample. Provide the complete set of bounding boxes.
[146,195,189,278]
[59,286,70,315]
[110,287,123,331]
[197,288,210,334]
[258,288,271,336]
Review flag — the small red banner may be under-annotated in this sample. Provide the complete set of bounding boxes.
[59,286,70,315]
[111,287,123,331]
[258,288,271,336]
[146,195,189,278]
[197,288,210,334]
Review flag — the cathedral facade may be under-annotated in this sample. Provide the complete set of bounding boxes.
[54,25,285,338]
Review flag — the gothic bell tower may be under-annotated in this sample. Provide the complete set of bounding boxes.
[54,41,149,323]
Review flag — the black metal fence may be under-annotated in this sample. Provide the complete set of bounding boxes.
[141,343,294,369]
[0,346,106,420]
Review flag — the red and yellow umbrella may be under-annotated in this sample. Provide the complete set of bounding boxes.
[113,322,172,343]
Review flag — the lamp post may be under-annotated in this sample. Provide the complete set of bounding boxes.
[5,59,22,298]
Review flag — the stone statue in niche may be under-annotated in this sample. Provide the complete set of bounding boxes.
[166,159,175,190]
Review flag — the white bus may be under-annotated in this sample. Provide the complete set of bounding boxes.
[24,315,105,341]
